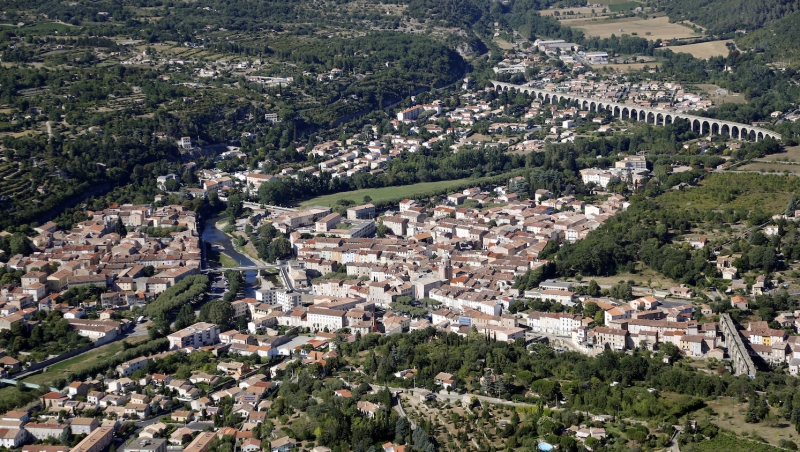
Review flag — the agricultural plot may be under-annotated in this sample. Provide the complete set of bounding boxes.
[563,16,699,40]
[664,40,733,59]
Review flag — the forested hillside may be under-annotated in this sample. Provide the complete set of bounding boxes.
[736,9,800,60]
[662,0,800,35]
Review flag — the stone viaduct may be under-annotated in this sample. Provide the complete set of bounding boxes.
[719,313,757,378]
[490,81,781,142]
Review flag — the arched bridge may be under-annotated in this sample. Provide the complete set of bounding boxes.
[491,81,781,142]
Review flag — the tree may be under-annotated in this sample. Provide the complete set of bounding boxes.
[609,281,633,301]
[174,304,196,330]
[587,279,600,296]
[395,417,409,444]
[268,237,293,262]
[363,195,372,203]
[258,222,277,242]
[225,192,244,220]
[60,426,72,445]
[583,301,600,319]
[787,194,798,216]
[115,217,128,237]
[199,299,235,331]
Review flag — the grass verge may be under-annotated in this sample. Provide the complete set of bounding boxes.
[23,335,149,386]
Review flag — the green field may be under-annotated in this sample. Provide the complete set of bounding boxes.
[299,177,479,208]
[23,335,149,386]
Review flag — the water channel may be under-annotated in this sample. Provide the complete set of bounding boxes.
[199,213,262,297]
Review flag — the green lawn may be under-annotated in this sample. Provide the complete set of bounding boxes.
[23,335,148,386]
[300,177,478,208]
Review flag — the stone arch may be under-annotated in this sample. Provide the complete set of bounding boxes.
[622,107,630,119]
[656,113,664,125]
[721,124,730,136]
[590,101,597,112]
[647,112,655,124]
[757,131,764,141]
[613,106,621,117]
[702,121,711,135]
[732,125,739,138]
[665,115,673,124]
[711,122,720,136]
[692,119,701,133]
[582,100,589,110]
[740,128,747,139]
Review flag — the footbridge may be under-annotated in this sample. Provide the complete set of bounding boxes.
[719,313,757,378]
[490,81,781,142]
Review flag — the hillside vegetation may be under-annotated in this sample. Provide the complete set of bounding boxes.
[662,0,800,35]
[736,9,800,60]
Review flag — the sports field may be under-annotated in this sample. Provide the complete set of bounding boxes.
[563,16,699,40]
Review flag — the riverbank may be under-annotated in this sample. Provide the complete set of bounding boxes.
[207,247,238,268]
[213,219,268,267]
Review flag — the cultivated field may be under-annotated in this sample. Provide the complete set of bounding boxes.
[564,16,699,40]
[690,83,747,105]
[737,162,800,175]
[561,265,680,293]
[704,397,794,448]
[665,40,732,59]
[759,145,800,162]
[493,37,514,50]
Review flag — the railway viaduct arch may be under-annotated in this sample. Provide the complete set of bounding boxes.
[490,81,781,142]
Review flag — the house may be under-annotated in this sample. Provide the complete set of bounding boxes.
[71,427,114,452]
[22,447,69,452]
[183,431,216,452]
[271,436,297,452]
[217,362,251,379]
[67,381,89,398]
[434,372,456,389]
[241,438,261,452]
[356,401,385,419]
[171,410,194,423]
[0,356,20,373]
[40,392,69,409]
[1,411,28,423]
[0,428,26,448]
[23,423,68,441]
[70,417,100,435]
[167,322,220,349]
[669,285,694,299]
[731,296,749,310]
[122,438,167,452]
[169,427,194,445]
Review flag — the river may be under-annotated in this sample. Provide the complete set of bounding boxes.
[199,213,260,297]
